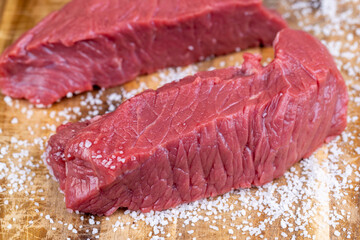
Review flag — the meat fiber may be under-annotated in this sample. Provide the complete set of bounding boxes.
[0,0,286,106]
[44,29,348,215]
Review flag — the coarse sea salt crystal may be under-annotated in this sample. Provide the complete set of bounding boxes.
[4,96,12,106]
[355,147,360,154]
[117,156,125,163]
[11,118,18,124]
[209,225,219,231]
[68,224,73,230]
[85,140,92,148]
[347,33,354,41]
[1,147,7,155]
[356,28,360,36]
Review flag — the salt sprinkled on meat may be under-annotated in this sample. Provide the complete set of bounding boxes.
[84,140,92,148]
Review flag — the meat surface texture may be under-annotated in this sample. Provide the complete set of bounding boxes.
[0,0,287,106]
[45,29,348,215]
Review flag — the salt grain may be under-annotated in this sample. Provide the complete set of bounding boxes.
[11,118,18,124]
[68,224,73,231]
[85,140,92,148]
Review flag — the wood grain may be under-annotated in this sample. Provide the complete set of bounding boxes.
[0,1,359,240]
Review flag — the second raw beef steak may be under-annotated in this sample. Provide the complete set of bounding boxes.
[0,0,287,106]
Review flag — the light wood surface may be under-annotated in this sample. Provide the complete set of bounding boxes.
[0,1,359,239]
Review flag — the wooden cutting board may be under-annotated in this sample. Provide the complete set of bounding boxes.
[0,1,359,239]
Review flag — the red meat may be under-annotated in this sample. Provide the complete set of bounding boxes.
[45,29,348,215]
[0,0,286,105]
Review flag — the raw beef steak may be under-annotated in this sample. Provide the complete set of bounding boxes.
[44,29,348,215]
[0,0,286,106]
